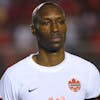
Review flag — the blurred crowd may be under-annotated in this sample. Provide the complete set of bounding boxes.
[0,0,100,77]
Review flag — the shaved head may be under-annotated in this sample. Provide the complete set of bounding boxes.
[32,2,65,25]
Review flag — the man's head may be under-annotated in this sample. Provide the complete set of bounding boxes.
[31,2,67,52]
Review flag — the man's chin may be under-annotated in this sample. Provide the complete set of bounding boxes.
[46,46,63,53]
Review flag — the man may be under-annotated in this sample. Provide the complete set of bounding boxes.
[0,2,100,100]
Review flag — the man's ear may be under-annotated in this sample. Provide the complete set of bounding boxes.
[30,24,36,35]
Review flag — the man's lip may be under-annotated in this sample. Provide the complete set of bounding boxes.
[51,37,62,42]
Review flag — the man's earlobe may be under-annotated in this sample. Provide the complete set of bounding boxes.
[30,24,35,34]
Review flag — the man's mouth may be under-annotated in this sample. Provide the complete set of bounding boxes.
[50,35,63,43]
[51,37,62,42]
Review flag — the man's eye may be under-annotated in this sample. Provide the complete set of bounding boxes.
[58,20,65,24]
[41,21,50,25]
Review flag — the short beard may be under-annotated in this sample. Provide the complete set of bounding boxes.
[38,43,64,53]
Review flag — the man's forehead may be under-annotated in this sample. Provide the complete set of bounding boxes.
[32,2,65,23]
[36,4,64,20]
[38,12,65,21]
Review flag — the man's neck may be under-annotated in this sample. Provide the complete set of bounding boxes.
[32,48,65,67]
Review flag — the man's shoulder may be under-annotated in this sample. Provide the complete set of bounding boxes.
[65,52,100,81]
[11,54,32,68]
[65,52,97,69]
[4,54,33,78]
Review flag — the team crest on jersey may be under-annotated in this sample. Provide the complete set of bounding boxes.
[68,78,81,92]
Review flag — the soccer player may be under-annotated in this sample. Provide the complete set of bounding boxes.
[0,2,100,100]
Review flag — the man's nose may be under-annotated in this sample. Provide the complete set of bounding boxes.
[51,22,59,32]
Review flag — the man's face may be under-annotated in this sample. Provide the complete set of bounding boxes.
[35,5,67,52]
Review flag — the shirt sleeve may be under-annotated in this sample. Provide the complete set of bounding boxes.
[85,95,100,100]
[86,64,100,99]
[0,70,18,100]
[0,80,3,100]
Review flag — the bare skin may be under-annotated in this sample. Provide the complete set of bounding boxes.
[33,48,65,66]
[31,3,67,99]
[31,4,67,66]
